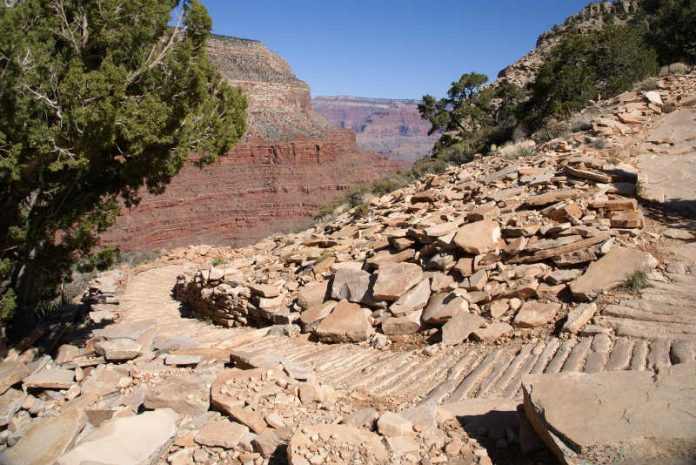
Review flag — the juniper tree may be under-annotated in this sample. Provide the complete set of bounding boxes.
[0,0,247,337]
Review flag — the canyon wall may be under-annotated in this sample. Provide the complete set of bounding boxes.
[313,96,438,166]
[102,36,403,252]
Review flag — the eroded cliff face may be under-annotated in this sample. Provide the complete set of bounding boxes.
[313,96,437,166]
[102,36,403,252]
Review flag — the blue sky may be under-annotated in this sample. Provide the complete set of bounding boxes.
[201,0,591,99]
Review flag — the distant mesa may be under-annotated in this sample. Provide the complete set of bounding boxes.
[101,35,404,252]
[314,96,438,167]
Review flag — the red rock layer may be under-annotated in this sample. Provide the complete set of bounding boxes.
[103,133,400,252]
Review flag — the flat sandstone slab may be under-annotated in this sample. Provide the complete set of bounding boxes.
[522,363,696,465]
[570,246,657,301]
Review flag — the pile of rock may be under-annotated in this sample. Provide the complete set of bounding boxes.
[172,77,696,347]
[81,271,126,305]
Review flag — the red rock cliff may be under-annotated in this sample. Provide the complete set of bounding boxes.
[102,36,403,252]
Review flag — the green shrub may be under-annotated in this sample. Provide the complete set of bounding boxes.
[533,119,571,143]
[211,257,225,267]
[637,78,659,91]
[648,0,696,65]
[623,269,649,293]
[522,25,659,131]
[353,203,370,219]
[591,138,607,150]
[509,146,535,159]
[668,62,690,74]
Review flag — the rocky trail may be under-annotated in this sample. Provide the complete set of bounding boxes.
[114,265,696,409]
[1,72,696,465]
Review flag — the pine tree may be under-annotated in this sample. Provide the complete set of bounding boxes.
[0,0,247,339]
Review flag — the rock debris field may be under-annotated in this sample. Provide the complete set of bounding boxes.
[1,73,696,465]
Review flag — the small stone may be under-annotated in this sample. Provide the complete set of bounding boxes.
[23,368,75,390]
[377,412,413,437]
[513,301,560,328]
[441,312,485,345]
[94,338,142,361]
[454,220,502,256]
[195,418,248,449]
[563,303,598,334]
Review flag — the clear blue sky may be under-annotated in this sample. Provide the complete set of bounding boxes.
[201,0,591,100]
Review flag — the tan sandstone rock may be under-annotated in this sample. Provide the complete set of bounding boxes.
[453,220,501,255]
[570,246,658,301]
[314,300,373,343]
[522,363,696,465]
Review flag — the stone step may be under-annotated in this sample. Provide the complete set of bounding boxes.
[545,339,576,374]
[604,305,696,325]
[605,337,633,371]
[599,316,696,339]
[530,337,561,375]
[630,339,650,370]
[502,341,546,398]
[421,351,482,405]
[561,337,592,373]
[448,350,502,402]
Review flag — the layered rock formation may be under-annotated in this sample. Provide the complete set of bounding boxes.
[102,36,403,252]
[313,96,438,166]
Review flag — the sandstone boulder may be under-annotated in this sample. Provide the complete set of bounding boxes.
[329,268,372,303]
[382,310,422,335]
[377,412,414,436]
[297,281,329,309]
[441,312,485,345]
[522,363,696,465]
[194,418,249,449]
[95,338,142,361]
[23,368,75,390]
[570,246,658,301]
[0,388,25,427]
[453,220,501,255]
[372,262,423,301]
[143,375,211,417]
[562,303,597,334]
[56,409,177,465]
[1,408,86,465]
[422,292,467,325]
[299,301,336,331]
[0,361,29,395]
[472,322,513,342]
[314,300,373,343]
[389,279,431,316]
[513,302,561,328]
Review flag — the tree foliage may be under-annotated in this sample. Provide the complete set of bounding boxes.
[0,0,247,330]
[648,0,696,64]
[522,25,658,131]
[419,73,523,159]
